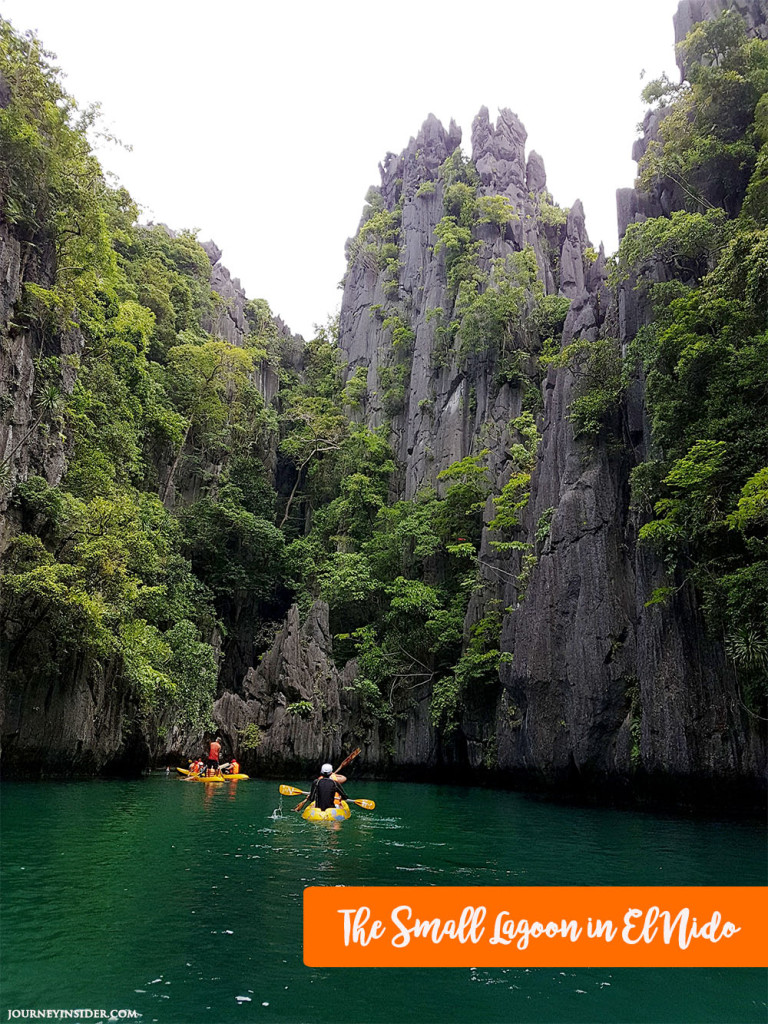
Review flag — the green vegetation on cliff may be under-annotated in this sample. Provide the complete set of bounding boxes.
[0,24,281,729]
[621,11,768,707]
[2,9,766,764]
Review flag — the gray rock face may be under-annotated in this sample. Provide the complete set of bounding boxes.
[496,6,765,800]
[201,239,281,404]
[526,151,547,193]
[0,225,81,551]
[339,106,574,500]
[675,0,768,69]
[208,603,351,773]
[495,300,763,797]
[193,602,443,776]
[1,656,146,775]
[335,105,647,789]
[327,14,766,804]
[0,218,284,772]
[201,239,249,346]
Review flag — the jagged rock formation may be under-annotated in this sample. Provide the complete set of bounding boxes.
[0,217,285,774]
[0,221,79,550]
[201,240,249,346]
[202,603,358,774]
[3,1,764,808]
[675,0,768,49]
[219,28,765,804]
[339,106,590,500]
[192,601,448,777]
[334,104,646,790]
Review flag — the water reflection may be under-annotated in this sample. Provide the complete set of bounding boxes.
[1,778,764,1024]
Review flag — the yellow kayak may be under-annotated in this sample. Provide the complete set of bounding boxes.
[302,800,351,822]
[176,767,249,781]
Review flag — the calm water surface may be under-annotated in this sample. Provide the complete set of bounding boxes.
[1,777,765,1024]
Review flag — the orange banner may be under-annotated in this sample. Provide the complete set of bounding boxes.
[304,886,767,967]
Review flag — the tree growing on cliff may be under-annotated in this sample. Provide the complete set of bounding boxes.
[638,10,768,216]
[625,11,768,709]
[0,18,291,744]
[161,339,258,503]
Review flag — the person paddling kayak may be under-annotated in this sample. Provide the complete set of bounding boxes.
[308,763,348,811]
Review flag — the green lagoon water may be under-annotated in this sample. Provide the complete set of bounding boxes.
[0,776,765,1024]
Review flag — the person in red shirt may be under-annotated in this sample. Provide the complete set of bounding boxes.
[206,737,222,774]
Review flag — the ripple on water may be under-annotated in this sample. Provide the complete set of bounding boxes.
[2,777,765,1024]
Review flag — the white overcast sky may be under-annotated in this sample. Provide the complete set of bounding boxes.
[2,0,681,338]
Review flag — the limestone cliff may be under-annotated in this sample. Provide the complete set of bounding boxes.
[339,106,587,499]
[0,213,285,774]
[213,5,766,805]
[333,103,649,792]
[675,0,768,48]
[3,1,765,808]
[171,601,450,779]
[0,221,79,550]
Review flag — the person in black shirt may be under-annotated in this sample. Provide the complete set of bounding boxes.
[309,762,348,810]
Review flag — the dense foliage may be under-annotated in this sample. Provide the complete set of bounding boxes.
[2,9,765,761]
[0,24,281,729]
[623,11,768,708]
[0,24,526,743]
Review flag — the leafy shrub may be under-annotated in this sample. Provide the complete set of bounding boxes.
[285,700,315,719]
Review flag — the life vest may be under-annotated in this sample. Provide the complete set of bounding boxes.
[229,760,239,774]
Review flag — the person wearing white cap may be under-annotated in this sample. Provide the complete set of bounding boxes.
[309,762,348,811]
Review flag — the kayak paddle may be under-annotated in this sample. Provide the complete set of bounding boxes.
[280,784,374,810]
[293,747,361,812]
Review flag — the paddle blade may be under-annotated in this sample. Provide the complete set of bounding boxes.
[350,798,375,810]
[335,747,361,773]
[279,785,307,796]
